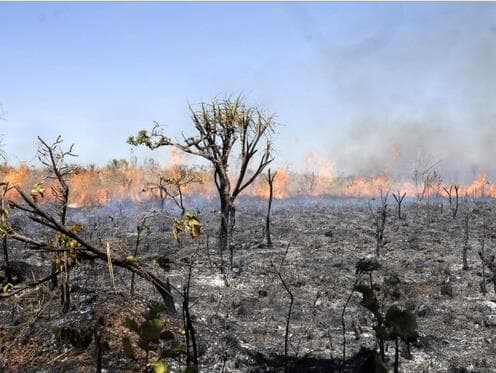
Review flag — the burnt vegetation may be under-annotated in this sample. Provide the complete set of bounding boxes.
[1,97,496,373]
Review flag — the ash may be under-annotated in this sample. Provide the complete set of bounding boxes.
[1,196,496,372]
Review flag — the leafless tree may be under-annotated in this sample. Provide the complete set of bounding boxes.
[0,182,13,283]
[443,184,460,218]
[270,243,292,372]
[130,212,156,297]
[479,214,488,295]
[5,187,176,313]
[37,136,78,313]
[392,191,406,220]
[462,212,470,270]
[369,190,389,257]
[143,167,201,215]
[265,169,277,246]
[128,97,275,269]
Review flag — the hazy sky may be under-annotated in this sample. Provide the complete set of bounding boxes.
[1,2,495,181]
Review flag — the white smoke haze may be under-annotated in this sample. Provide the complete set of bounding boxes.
[298,3,496,183]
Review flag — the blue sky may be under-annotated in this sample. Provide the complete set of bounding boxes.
[1,2,495,179]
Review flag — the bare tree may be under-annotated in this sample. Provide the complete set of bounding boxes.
[392,191,406,220]
[143,167,201,215]
[462,212,470,270]
[37,136,78,313]
[6,187,176,313]
[479,214,488,295]
[369,190,389,257]
[443,184,460,219]
[0,182,13,283]
[128,97,275,269]
[265,169,277,246]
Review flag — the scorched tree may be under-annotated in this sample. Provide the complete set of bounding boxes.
[128,97,275,269]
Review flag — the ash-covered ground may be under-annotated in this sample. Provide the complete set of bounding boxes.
[1,196,496,372]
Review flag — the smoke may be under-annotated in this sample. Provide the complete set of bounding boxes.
[294,3,496,183]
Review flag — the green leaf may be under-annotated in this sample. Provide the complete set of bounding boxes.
[124,318,140,332]
[163,342,187,358]
[2,283,13,294]
[148,360,169,373]
[140,319,163,343]
[125,255,139,264]
[144,302,166,320]
[122,337,135,359]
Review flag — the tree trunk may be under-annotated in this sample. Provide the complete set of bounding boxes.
[219,197,236,269]
[463,215,469,270]
[266,171,274,246]
[2,236,11,283]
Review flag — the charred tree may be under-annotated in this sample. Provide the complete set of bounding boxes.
[265,169,277,247]
[128,97,275,270]
[37,136,78,313]
[443,185,460,219]
[0,182,12,284]
[479,219,488,295]
[479,251,496,295]
[392,191,406,220]
[130,213,156,297]
[6,187,176,313]
[143,168,201,215]
[462,213,470,270]
[182,262,198,370]
[369,191,389,257]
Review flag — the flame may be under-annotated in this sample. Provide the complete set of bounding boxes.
[250,168,290,199]
[3,154,496,205]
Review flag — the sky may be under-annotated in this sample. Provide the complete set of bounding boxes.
[0,2,495,182]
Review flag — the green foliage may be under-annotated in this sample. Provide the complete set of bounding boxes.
[125,255,139,265]
[172,211,201,241]
[127,128,172,150]
[30,182,45,201]
[55,326,93,349]
[161,342,186,358]
[154,256,171,271]
[147,360,169,373]
[122,302,185,368]
[122,336,136,359]
[2,283,13,294]
[354,282,419,370]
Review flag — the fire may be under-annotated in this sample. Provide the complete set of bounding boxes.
[3,155,496,205]
[304,152,335,196]
[250,168,290,199]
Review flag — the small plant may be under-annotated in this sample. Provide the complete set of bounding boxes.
[354,284,418,372]
[123,302,185,372]
[55,326,93,350]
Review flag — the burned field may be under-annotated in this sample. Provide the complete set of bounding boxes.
[1,195,496,373]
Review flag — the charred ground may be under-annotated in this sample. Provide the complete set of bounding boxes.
[1,196,496,372]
